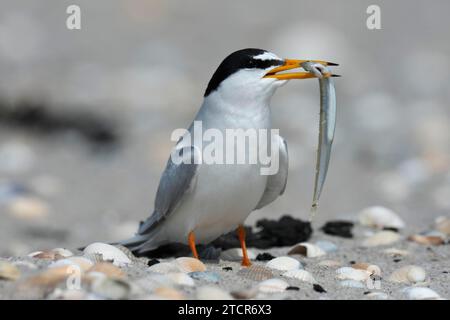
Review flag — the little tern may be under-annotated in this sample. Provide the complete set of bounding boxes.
[120,48,337,266]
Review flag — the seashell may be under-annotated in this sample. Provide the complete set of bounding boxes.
[174,257,206,273]
[336,267,370,281]
[388,265,426,284]
[365,292,389,300]
[50,248,73,258]
[318,260,342,268]
[83,243,131,266]
[7,196,49,220]
[408,234,444,246]
[29,250,64,260]
[48,288,88,300]
[315,240,338,253]
[258,278,289,293]
[89,262,126,279]
[266,256,302,271]
[231,287,259,299]
[220,248,256,262]
[237,264,273,281]
[288,243,326,258]
[282,269,316,284]
[189,271,220,283]
[0,260,21,281]
[49,256,93,272]
[83,253,105,264]
[339,280,365,288]
[153,286,186,300]
[148,262,181,274]
[358,206,405,229]
[403,287,442,300]
[91,277,131,300]
[362,231,400,247]
[435,216,450,235]
[383,248,409,257]
[196,286,233,300]
[166,273,195,287]
[25,265,74,287]
[166,272,195,287]
[351,262,371,270]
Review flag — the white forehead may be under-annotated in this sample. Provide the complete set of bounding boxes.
[253,51,282,61]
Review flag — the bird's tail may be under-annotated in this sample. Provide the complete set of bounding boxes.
[117,231,166,255]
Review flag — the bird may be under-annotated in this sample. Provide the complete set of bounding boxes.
[119,48,337,266]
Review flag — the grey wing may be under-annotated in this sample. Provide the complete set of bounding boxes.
[254,135,289,210]
[137,145,200,235]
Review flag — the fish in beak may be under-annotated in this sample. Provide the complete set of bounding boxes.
[266,59,339,219]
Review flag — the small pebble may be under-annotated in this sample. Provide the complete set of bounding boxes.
[313,284,326,293]
[286,286,299,291]
[189,271,220,283]
[256,252,275,261]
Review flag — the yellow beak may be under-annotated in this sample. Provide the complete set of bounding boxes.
[264,59,339,80]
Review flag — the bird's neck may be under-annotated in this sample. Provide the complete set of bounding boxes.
[201,92,272,124]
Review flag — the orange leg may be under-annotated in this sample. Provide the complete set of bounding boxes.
[188,231,199,259]
[237,225,252,267]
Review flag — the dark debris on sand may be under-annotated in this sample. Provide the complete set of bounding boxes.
[321,220,354,238]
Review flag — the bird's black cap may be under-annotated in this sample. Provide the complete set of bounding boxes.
[204,48,284,97]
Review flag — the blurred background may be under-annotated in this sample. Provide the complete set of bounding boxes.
[0,0,449,255]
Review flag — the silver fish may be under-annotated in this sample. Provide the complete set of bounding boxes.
[301,61,337,217]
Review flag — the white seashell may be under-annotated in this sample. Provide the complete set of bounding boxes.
[266,256,302,271]
[358,206,405,229]
[174,257,206,273]
[336,267,370,281]
[0,260,21,280]
[83,243,131,266]
[220,248,256,261]
[362,231,400,247]
[315,240,338,253]
[148,262,181,274]
[288,243,326,257]
[383,248,409,257]
[197,286,233,300]
[282,269,316,283]
[258,278,290,293]
[51,248,73,258]
[339,280,365,288]
[166,273,195,287]
[27,251,44,258]
[403,287,442,300]
[318,260,342,268]
[388,265,426,284]
[435,216,450,235]
[365,292,389,300]
[49,256,93,272]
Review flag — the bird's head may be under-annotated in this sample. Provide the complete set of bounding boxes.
[204,48,338,106]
